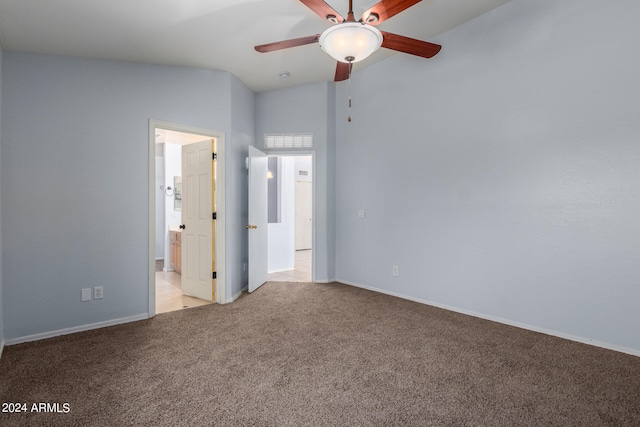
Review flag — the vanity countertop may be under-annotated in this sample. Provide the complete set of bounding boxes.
[168,225,182,232]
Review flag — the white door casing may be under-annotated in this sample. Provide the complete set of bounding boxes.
[248,146,268,293]
[181,139,214,301]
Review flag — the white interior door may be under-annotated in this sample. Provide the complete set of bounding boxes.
[248,146,268,292]
[181,139,213,301]
[295,181,312,250]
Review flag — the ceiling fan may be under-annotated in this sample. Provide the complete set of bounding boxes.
[254,0,442,82]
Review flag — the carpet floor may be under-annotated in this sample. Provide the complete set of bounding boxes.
[1,281,639,426]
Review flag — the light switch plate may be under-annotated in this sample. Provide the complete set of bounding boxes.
[81,288,91,302]
[358,209,366,218]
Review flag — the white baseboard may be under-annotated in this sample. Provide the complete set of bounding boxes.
[5,313,150,346]
[268,268,295,274]
[226,286,246,304]
[0,339,4,360]
[338,279,640,358]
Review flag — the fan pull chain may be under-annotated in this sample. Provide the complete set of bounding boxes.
[347,61,353,123]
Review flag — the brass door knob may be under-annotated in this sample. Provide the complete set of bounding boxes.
[246,224,258,229]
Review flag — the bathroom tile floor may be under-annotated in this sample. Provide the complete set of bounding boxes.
[156,268,212,314]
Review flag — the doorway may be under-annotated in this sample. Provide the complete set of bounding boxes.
[148,120,226,317]
[266,155,314,283]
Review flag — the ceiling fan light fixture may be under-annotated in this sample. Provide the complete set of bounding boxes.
[319,22,382,63]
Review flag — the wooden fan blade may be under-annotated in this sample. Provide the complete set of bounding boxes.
[380,31,441,58]
[362,0,421,25]
[255,34,320,53]
[299,0,344,23]
[334,61,351,82]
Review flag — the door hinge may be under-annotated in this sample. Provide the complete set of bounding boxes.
[212,152,217,160]
[212,212,217,220]
[212,271,217,280]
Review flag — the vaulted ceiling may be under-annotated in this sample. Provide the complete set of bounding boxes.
[0,0,510,92]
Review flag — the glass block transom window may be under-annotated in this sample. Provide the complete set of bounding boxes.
[264,133,313,149]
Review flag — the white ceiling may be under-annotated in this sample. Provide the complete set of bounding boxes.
[0,0,510,92]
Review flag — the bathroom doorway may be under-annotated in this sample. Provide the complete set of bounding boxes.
[148,121,226,316]
[266,155,314,282]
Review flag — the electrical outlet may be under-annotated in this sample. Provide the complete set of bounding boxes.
[392,266,399,277]
[358,209,366,219]
[81,288,92,302]
[94,286,104,299]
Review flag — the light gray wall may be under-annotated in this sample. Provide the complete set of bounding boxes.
[325,82,336,280]
[335,0,640,354]
[0,45,4,350]
[228,74,255,298]
[1,52,253,340]
[256,82,336,282]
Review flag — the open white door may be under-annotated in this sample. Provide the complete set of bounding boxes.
[248,146,268,292]
[181,139,214,301]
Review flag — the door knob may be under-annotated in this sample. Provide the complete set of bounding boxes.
[179,224,186,230]
[246,224,257,229]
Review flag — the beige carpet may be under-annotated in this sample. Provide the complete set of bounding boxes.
[1,282,639,426]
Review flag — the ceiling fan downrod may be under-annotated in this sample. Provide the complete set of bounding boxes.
[347,0,355,22]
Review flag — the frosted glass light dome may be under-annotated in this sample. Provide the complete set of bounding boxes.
[319,22,383,63]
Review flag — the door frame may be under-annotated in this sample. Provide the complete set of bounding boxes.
[148,119,226,317]
[264,151,316,283]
